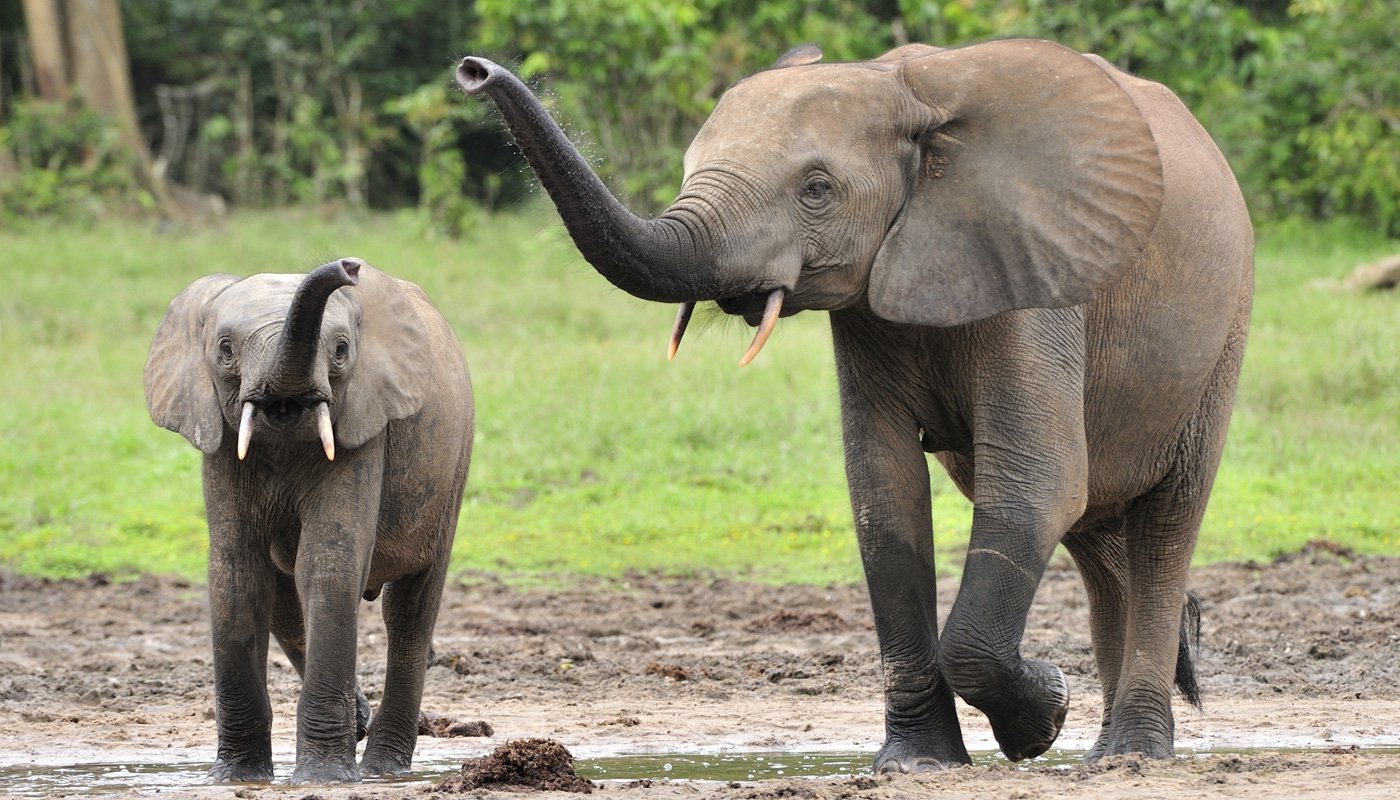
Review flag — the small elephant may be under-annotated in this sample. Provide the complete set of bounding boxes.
[457,39,1252,768]
[144,258,473,783]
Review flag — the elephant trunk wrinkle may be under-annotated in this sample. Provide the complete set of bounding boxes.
[458,57,733,304]
[272,260,359,395]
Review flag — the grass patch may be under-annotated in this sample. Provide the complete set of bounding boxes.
[1,208,1395,583]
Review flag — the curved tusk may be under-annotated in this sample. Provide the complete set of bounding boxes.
[668,302,695,361]
[738,290,784,367]
[316,402,335,461]
[237,402,254,461]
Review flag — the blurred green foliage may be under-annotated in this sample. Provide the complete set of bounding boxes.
[1,0,1398,231]
[0,99,142,221]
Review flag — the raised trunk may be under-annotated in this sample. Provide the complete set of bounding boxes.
[456,57,727,303]
[272,259,360,393]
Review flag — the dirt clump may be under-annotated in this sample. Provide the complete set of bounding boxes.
[433,738,593,793]
[645,662,691,681]
[418,710,493,738]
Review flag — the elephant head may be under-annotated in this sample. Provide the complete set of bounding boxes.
[145,258,435,461]
[456,39,1164,362]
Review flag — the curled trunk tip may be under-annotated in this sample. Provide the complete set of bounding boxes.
[273,259,361,391]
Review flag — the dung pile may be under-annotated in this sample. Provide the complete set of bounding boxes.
[433,738,593,793]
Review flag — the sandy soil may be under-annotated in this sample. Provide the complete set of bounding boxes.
[2,541,1399,798]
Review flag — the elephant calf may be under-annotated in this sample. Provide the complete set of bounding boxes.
[145,258,473,783]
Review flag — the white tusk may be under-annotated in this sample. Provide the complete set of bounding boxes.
[668,302,695,361]
[738,290,784,367]
[316,402,335,461]
[237,402,254,461]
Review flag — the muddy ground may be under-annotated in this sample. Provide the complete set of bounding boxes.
[2,541,1399,798]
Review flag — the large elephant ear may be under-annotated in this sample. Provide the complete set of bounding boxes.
[335,265,439,449]
[868,39,1163,327]
[145,274,239,453]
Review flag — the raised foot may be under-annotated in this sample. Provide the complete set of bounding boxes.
[208,758,273,784]
[985,659,1069,762]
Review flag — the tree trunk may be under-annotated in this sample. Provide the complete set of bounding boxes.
[21,0,67,101]
[20,0,178,217]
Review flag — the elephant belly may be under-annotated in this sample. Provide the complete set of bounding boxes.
[365,409,472,586]
[1080,238,1249,503]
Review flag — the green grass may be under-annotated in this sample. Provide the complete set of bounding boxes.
[1,208,1396,583]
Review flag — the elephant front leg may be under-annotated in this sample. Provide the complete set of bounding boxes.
[288,551,368,785]
[843,409,969,772]
[936,307,1090,762]
[205,524,276,782]
[939,492,1077,761]
[289,450,385,785]
[271,571,373,742]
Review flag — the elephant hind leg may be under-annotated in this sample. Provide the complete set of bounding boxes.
[1063,520,1204,760]
[360,559,451,777]
[1101,326,1243,760]
[1061,516,1128,759]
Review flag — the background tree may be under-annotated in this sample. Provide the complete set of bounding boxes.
[2,0,1397,234]
[18,0,174,214]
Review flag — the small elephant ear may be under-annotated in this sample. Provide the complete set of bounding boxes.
[145,274,239,453]
[868,39,1164,327]
[334,266,440,449]
[771,44,823,68]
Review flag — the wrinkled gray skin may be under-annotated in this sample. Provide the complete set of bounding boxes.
[458,38,1252,771]
[145,259,473,783]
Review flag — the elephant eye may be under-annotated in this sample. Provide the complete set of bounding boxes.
[801,176,833,206]
[333,339,350,362]
[216,338,235,363]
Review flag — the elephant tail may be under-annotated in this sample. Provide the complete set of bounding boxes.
[1174,591,1203,709]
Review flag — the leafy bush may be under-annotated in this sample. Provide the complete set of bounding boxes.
[0,99,142,222]
[385,83,490,238]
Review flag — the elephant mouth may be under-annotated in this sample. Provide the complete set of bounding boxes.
[670,288,789,367]
[235,394,336,462]
[255,394,322,429]
[716,290,800,326]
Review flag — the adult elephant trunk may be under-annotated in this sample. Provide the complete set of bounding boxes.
[454,57,725,304]
[270,258,361,394]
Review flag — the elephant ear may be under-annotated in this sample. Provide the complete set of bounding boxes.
[335,266,438,449]
[868,39,1163,327]
[771,44,823,68]
[145,274,239,453]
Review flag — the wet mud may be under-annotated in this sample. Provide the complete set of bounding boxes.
[2,541,1399,798]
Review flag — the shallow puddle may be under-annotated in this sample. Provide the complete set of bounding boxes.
[3,747,1396,796]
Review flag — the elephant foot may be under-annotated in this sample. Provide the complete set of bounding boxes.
[361,751,412,778]
[1092,722,1175,761]
[208,757,273,784]
[873,738,971,774]
[290,758,360,785]
[1084,733,1110,763]
[983,659,1070,762]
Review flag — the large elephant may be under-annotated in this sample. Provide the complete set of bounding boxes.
[144,258,474,783]
[457,38,1252,769]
